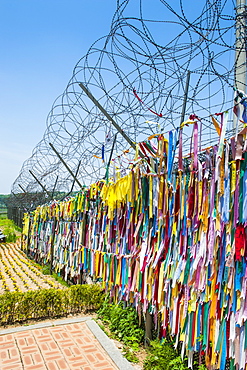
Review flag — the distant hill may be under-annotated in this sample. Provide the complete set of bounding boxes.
[0,194,8,218]
[0,194,9,205]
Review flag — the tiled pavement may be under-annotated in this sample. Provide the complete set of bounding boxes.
[0,318,134,370]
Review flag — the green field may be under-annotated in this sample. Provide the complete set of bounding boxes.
[0,218,21,242]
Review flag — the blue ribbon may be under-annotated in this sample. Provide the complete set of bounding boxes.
[222,177,230,222]
[168,130,178,182]
[241,98,247,123]
[220,320,227,370]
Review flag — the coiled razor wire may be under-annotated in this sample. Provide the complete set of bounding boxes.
[9,0,246,210]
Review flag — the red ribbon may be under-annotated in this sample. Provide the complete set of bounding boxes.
[133,88,163,117]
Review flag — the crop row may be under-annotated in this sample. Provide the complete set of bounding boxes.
[0,242,62,294]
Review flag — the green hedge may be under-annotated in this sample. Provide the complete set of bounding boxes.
[0,284,105,325]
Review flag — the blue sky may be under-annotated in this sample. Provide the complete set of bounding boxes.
[0,0,116,193]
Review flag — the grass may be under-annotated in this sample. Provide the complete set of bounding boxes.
[0,218,22,242]
[41,264,70,287]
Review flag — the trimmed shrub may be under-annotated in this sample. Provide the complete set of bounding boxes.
[0,284,105,325]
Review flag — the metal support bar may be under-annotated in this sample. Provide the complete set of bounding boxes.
[18,184,27,193]
[11,191,19,199]
[145,312,153,347]
[70,160,81,194]
[51,175,59,199]
[107,134,117,168]
[234,0,247,128]
[49,143,84,189]
[78,83,145,159]
[235,0,246,93]
[29,170,51,198]
[105,134,117,182]
[26,217,31,257]
[180,71,191,126]
[61,161,82,201]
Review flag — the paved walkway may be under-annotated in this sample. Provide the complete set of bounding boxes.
[0,317,134,370]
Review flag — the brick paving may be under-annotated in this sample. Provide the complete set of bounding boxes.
[0,322,119,370]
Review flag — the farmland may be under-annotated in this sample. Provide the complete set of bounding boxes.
[0,241,63,294]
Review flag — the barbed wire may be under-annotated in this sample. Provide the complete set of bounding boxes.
[10,0,245,210]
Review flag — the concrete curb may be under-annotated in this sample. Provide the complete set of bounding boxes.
[0,316,93,335]
[86,319,135,370]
